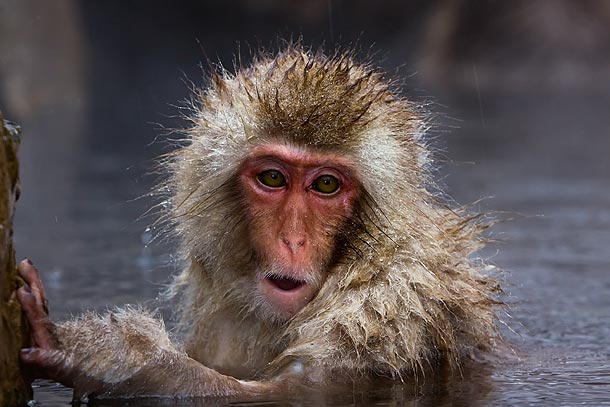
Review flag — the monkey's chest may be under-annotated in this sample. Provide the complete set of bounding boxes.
[186,314,283,379]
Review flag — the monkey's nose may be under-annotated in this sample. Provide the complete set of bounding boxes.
[281,236,306,252]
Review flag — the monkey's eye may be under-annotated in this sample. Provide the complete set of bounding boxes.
[257,170,286,188]
[312,175,340,194]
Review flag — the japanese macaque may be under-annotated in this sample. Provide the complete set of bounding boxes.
[17,45,500,401]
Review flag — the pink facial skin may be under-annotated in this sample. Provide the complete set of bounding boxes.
[239,144,359,319]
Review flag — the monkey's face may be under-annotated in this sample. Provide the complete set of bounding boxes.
[239,143,359,321]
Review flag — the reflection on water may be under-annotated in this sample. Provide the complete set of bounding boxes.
[33,365,499,406]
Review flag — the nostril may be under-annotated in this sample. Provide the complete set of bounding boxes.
[280,236,306,251]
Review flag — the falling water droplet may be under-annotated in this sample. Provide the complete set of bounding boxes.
[141,227,154,246]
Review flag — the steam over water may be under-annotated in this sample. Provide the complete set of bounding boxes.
[17,93,610,407]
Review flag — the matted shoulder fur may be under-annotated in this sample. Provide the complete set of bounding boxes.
[161,44,500,380]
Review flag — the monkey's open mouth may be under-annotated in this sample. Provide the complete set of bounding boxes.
[259,273,317,318]
[266,275,306,291]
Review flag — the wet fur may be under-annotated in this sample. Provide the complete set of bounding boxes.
[162,45,500,379]
[54,44,500,394]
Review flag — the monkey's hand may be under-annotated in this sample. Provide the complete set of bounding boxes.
[17,259,80,388]
[16,259,281,400]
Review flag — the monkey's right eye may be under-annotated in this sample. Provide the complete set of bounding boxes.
[257,170,286,188]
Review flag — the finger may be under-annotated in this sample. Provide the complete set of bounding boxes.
[20,348,73,386]
[17,286,57,349]
[18,259,49,315]
[20,347,64,368]
[16,286,37,347]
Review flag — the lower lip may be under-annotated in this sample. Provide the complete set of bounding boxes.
[260,277,313,316]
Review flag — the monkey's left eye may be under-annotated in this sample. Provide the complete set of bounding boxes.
[312,175,340,194]
[257,170,286,188]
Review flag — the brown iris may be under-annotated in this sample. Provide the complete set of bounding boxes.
[313,175,340,194]
[257,170,286,188]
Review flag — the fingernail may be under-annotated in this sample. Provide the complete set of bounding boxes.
[25,258,33,265]
[23,285,31,293]
[20,348,33,359]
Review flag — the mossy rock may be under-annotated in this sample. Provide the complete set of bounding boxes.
[0,111,31,406]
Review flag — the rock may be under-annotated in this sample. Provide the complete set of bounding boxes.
[0,111,30,406]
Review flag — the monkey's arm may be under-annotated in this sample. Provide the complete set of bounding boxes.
[16,260,281,400]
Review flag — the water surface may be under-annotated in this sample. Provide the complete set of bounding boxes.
[12,85,610,406]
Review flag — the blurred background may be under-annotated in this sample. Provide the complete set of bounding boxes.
[1,0,609,405]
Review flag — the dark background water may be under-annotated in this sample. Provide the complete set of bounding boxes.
[1,1,609,405]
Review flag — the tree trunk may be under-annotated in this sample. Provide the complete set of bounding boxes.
[0,111,30,406]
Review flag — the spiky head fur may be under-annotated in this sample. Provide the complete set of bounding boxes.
[160,45,500,380]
